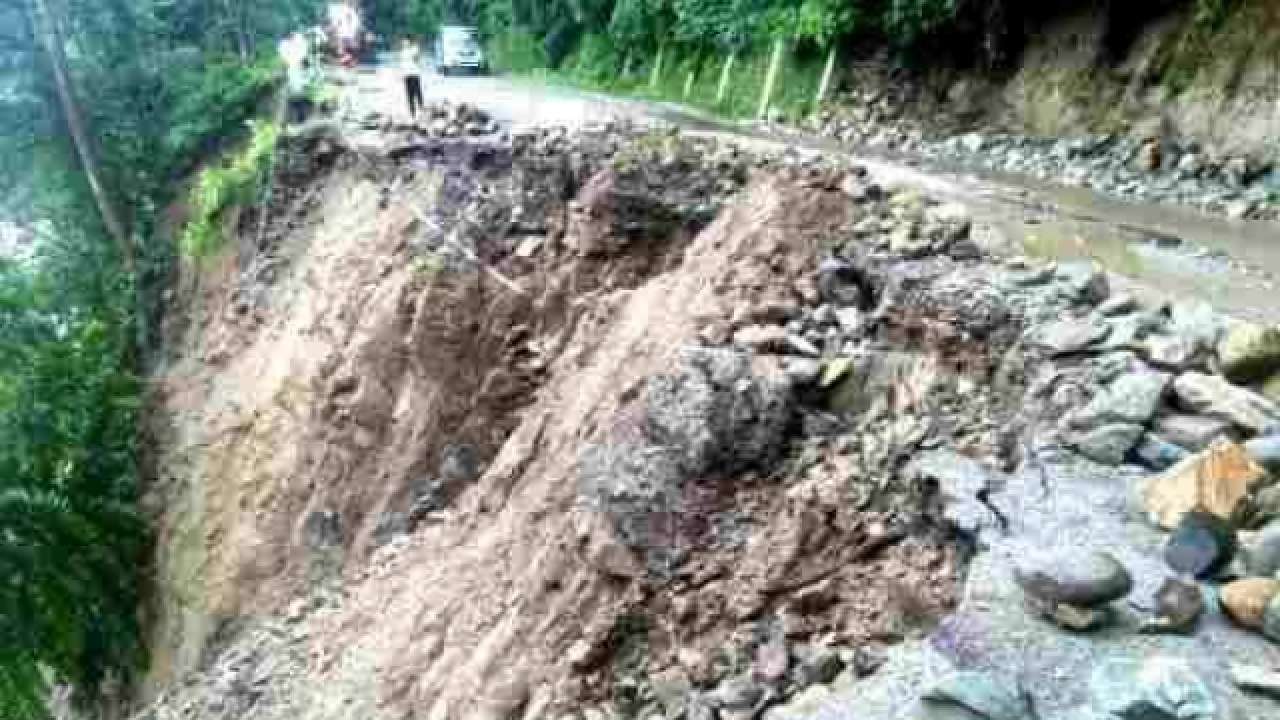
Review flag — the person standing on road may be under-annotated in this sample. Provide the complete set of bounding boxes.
[279,32,312,123]
[401,37,425,119]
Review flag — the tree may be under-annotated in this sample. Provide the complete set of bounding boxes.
[26,0,135,279]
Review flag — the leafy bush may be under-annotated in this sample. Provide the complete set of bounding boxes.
[0,156,144,719]
[487,29,550,72]
[164,59,281,175]
[181,120,280,260]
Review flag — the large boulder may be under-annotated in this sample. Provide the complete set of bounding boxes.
[1218,323,1280,385]
[578,348,792,566]
[1140,439,1268,530]
[1173,373,1280,436]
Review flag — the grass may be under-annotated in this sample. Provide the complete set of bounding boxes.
[491,32,832,123]
[180,119,280,260]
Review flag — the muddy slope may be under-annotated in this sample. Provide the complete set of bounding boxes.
[138,119,1280,720]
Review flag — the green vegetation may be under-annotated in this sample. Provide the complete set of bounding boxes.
[182,120,281,260]
[1,0,321,716]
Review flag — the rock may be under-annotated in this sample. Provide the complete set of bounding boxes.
[783,357,822,386]
[1143,577,1204,634]
[1068,423,1145,466]
[763,685,831,720]
[1230,664,1280,698]
[1254,485,1280,525]
[922,672,1036,720]
[1163,510,1237,578]
[834,307,862,334]
[816,258,864,307]
[786,334,821,358]
[1177,152,1203,177]
[1174,372,1280,435]
[1070,371,1170,428]
[753,636,789,684]
[1135,139,1162,173]
[734,325,788,352]
[1030,318,1110,356]
[1265,592,1280,642]
[1224,156,1251,187]
[1133,433,1190,471]
[889,222,931,258]
[1244,521,1280,577]
[1015,549,1133,608]
[650,668,693,717]
[1218,323,1280,384]
[1141,439,1268,528]
[1169,302,1225,350]
[789,645,844,688]
[1152,415,1235,452]
[907,450,1000,541]
[1245,434,1280,472]
[850,645,887,678]
[1097,293,1140,317]
[1142,334,1204,371]
[1219,577,1280,630]
[712,675,764,712]
[1089,656,1216,720]
[1054,262,1110,305]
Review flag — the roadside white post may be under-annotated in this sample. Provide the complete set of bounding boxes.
[815,45,837,110]
[649,43,666,90]
[716,51,736,106]
[757,38,786,119]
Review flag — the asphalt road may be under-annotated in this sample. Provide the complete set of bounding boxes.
[346,65,1280,322]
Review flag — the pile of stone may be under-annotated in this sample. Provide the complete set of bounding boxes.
[806,99,1280,221]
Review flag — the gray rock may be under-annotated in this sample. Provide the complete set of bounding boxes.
[1096,294,1140,317]
[1068,423,1145,465]
[1152,414,1236,452]
[1265,593,1280,642]
[763,686,832,720]
[1141,334,1204,371]
[1169,302,1225,350]
[786,334,822,358]
[922,671,1036,720]
[1096,312,1165,352]
[1243,520,1280,578]
[1231,664,1280,699]
[1070,371,1170,428]
[1054,262,1110,305]
[1245,434,1280,472]
[1015,550,1133,609]
[834,307,862,334]
[789,644,844,688]
[1089,656,1216,720]
[1164,511,1236,579]
[1173,372,1280,435]
[1143,577,1204,635]
[783,357,823,386]
[817,258,864,307]
[1030,318,1110,356]
[1133,434,1190,471]
[908,450,1001,542]
[712,675,765,710]
[579,348,791,562]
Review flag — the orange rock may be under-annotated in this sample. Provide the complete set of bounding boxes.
[1140,439,1269,530]
[1221,578,1280,630]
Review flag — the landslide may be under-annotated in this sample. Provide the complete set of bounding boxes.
[140,120,962,717]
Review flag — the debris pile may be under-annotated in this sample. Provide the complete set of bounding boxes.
[137,117,1280,720]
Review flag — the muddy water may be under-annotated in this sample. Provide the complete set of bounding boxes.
[347,67,1280,322]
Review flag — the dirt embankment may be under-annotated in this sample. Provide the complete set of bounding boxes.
[138,106,1280,720]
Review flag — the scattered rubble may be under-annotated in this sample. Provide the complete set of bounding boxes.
[138,99,1280,720]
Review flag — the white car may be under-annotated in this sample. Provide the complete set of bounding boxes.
[433,26,488,75]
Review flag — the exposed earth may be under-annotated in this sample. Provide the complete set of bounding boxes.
[131,63,1280,720]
